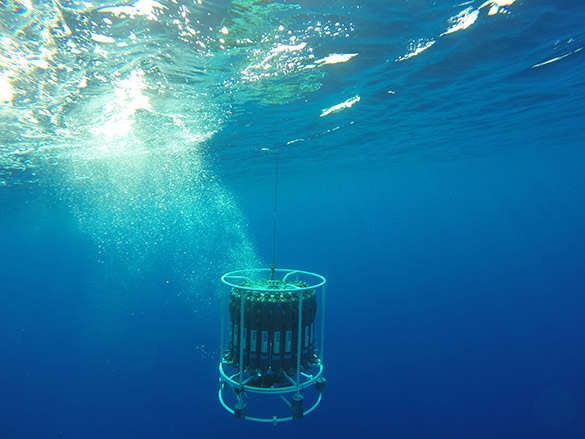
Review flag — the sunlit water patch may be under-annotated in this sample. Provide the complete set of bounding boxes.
[1,0,360,185]
[0,0,363,296]
[0,1,268,309]
[0,1,363,345]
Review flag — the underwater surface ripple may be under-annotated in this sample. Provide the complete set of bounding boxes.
[1,1,584,183]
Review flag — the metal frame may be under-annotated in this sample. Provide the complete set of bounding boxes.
[219,268,326,423]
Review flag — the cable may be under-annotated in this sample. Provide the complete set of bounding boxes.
[270,148,279,279]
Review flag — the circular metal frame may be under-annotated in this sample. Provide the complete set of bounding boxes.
[219,268,327,423]
[219,361,324,394]
[221,268,326,291]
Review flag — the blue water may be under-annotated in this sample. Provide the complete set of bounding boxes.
[2,1,585,438]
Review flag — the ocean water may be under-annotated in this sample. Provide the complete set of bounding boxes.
[1,0,585,438]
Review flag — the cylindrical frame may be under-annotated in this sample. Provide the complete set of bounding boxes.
[219,268,326,423]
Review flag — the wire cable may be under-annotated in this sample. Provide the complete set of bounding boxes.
[270,148,279,279]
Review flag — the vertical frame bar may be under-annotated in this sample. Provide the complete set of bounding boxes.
[320,284,326,364]
[296,290,303,386]
[220,283,225,363]
[239,289,245,385]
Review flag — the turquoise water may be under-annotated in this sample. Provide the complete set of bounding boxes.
[1,1,585,437]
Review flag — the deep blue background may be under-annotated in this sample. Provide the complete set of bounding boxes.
[240,144,585,438]
[3,144,584,438]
